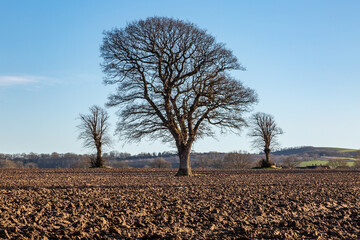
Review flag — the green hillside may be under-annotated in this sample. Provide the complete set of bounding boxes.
[315,147,359,153]
[273,146,359,157]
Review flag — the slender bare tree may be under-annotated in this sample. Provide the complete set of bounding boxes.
[100,17,257,176]
[249,112,283,167]
[78,105,111,168]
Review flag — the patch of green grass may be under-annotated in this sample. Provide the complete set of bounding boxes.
[298,160,355,167]
[337,148,358,153]
[324,156,360,161]
[347,162,355,167]
[297,160,329,167]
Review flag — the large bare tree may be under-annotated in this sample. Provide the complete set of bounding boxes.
[78,105,111,168]
[249,112,283,167]
[100,17,257,176]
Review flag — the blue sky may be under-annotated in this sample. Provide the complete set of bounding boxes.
[0,0,359,154]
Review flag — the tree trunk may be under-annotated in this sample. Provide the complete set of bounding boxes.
[264,147,271,166]
[96,145,104,167]
[175,144,193,176]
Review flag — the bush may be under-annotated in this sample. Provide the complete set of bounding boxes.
[221,152,253,169]
[0,159,22,168]
[70,158,91,168]
[353,161,360,169]
[256,159,276,168]
[24,162,38,169]
[282,156,299,168]
[113,161,130,168]
[193,156,213,168]
[327,159,349,169]
[149,158,172,168]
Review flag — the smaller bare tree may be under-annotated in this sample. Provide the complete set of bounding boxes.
[249,112,283,168]
[78,105,111,168]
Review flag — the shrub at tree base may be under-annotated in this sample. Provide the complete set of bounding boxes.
[257,159,276,168]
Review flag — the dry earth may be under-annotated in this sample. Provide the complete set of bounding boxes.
[0,168,360,239]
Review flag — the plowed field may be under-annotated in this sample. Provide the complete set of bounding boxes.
[0,169,359,239]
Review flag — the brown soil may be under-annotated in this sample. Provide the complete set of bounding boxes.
[0,168,359,239]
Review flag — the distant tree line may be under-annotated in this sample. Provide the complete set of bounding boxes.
[0,151,257,169]
[2,142,359,169]
[1,149,359,169]
[0,152,90,169]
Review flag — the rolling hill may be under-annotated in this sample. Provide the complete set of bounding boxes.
[273,146,359,158]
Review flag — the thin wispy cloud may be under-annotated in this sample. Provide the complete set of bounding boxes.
[0,75,50,86]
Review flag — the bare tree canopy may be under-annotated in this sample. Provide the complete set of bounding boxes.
[249,112,283,167]
[78,105,111,168]
[100,17,257,176]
